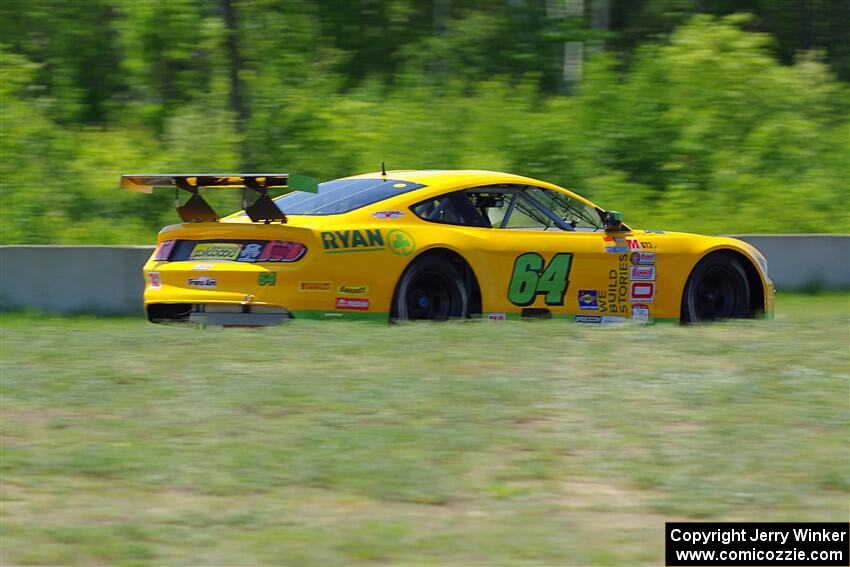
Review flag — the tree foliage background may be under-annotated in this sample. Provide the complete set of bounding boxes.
[1,0,848,243]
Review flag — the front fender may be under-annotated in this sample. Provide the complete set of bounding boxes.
[686,237,775,318]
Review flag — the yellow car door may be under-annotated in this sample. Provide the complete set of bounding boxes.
[450,184,624,320]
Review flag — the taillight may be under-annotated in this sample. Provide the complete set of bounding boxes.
[147,271,162,289]
[258,240,306,262]
[153,240,176,261]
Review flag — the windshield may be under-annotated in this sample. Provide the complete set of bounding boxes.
[523,186,603,230]
[271,178,425,215]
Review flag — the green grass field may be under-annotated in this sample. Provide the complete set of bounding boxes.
[2,294,848,566]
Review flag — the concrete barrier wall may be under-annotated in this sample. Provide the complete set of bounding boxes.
[730,235,850,291]
[0,246,154,315]
[1,236,848,315]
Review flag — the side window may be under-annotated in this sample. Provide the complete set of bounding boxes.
[466,191,510,227]
[412,192,490,227]
[413,195,464,224]
[503,196,551,229]
[466,185,565,230]
[412,184,602,231]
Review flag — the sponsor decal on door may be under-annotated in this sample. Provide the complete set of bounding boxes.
[630,282,655,303]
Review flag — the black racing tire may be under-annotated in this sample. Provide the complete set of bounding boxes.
[391,255,469,321]
[681,253,751,323]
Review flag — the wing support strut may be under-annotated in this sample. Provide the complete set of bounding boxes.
[120,174,319,223]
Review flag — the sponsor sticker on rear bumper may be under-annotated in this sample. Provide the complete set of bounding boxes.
[336,297,369,310]
[337,285,369,295]
[300,281,331,291]
[190,243,243,261]
[187,276,217,289]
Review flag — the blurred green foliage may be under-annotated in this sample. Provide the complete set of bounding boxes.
[0,2,848,243]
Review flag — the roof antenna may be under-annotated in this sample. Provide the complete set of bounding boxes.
[381,161,387,178]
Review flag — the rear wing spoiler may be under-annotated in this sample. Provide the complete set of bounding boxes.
[120,173,319,223]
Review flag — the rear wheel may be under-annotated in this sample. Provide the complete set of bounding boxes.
[392,255,468,320]
[681,254,750,323]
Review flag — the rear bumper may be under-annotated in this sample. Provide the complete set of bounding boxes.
[143,258,326,316]
[143,254,392,322]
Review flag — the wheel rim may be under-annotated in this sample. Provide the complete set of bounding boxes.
[694,265,740,320]
[405,271,453,320]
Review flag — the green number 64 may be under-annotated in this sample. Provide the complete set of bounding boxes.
[508,252,572,307]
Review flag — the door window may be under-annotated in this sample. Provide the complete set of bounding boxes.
[411,184,603,231]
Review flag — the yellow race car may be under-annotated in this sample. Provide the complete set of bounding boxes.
[122,170,774,325]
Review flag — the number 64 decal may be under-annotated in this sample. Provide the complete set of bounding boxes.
[508,252,573,306]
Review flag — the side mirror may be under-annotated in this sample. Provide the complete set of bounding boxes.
[603,210,623,232]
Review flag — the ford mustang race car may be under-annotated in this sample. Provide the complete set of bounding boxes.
[121,170,774,325]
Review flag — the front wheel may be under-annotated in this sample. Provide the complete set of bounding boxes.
[681,254,750,323]
[392,255,468,320]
